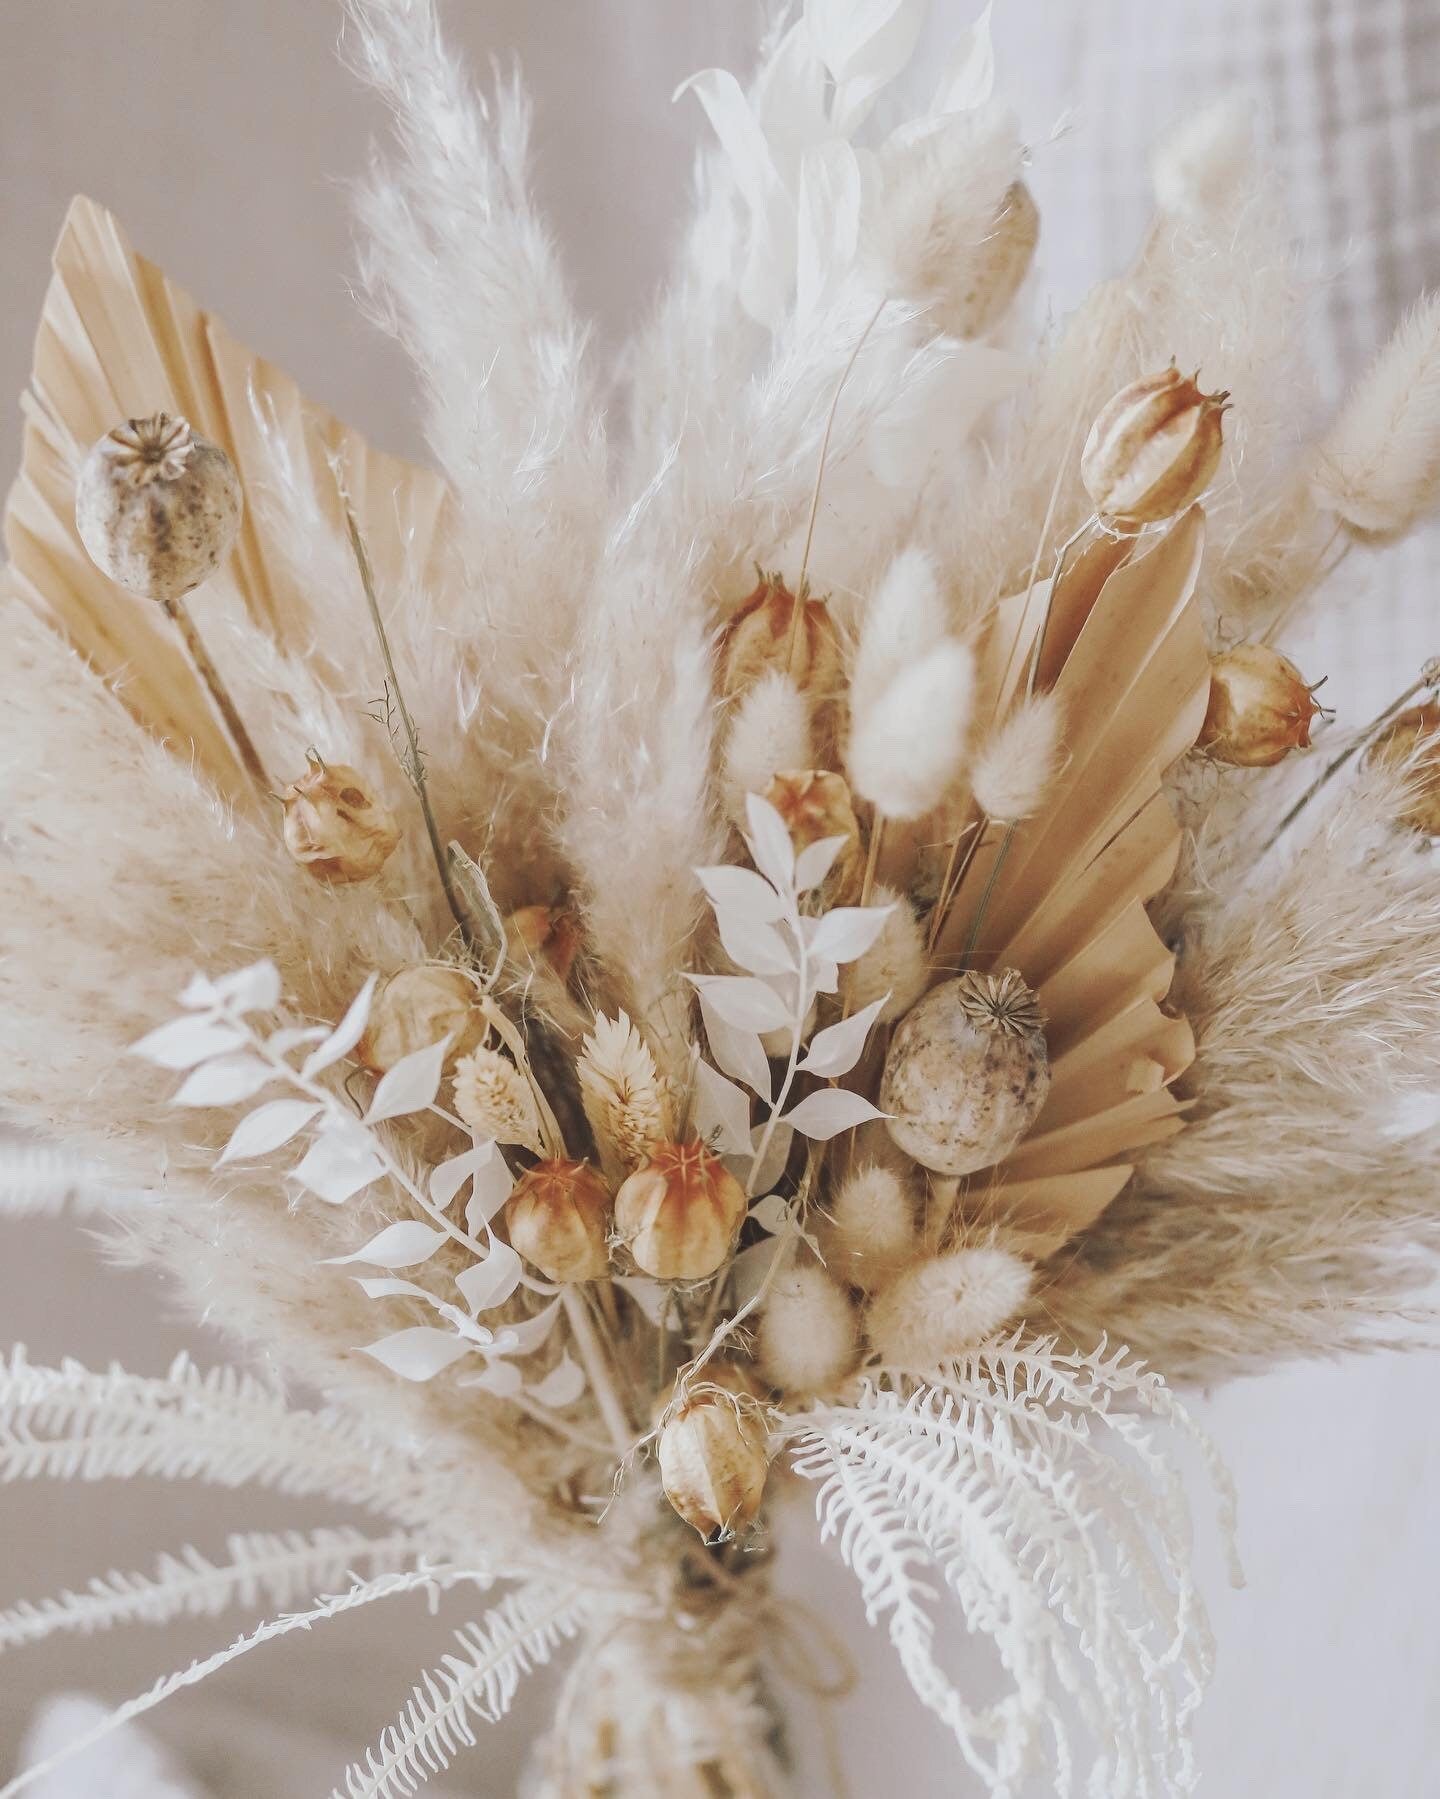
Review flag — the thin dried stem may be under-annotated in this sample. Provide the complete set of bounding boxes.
[161,596,269,791]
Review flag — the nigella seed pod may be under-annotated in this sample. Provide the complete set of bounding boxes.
[1081,364,1229,526]
[75,412,241,603]
[356,965,485,1074]
[880,969,1050,1176]
[505,904,582,984]
[1367,703,1440,836]
[718,571,842,703]
[658,1394,769,1539]
[763,769,863,901]
[281,753,400,884]
[1198,643,1325,768]
[505,1159,613,1283]
[614,1141,747,1280]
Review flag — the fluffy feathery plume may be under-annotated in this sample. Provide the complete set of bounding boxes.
[452,1046,544,1154]
[757,1261,859,1395]
[867,1246,1034,1366]
[576,1011,673,1184]
[848,640,974,821]
[970,693,1065,824]
[850,547,950,719]
[1150,95,1255,223]
[821,1164,919,1292]
[722,670,813,823]
[838,884,928,1022]
[1311,291,1440,540]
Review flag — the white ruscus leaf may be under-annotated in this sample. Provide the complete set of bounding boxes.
[687,974,791,1034]
[172,1056,276,1108]
[218,1100,322,1164]
[303,975,379,1079]
[130,1018,248,1070]
[782,1088,887,1140]
[798,996,888,1078]
[365,1038,450,1124]
[359,1329,477,1382]
[693,1060,757,1157]
[325,1222,449,1270]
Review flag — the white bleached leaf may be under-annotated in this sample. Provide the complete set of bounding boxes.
[180,972,220,1009]
[131,1017,248,1070]
[326,1221,449,1270]
[354,1276,437,1302]
[715,908,796,979]
[812,0,927,130]
[365,1037,449,1124]
[688,973,792,1035]
[456,1241,524,1315]
[744,793,797,892]
[172,1055,275,1108]
[359,1327,475,1383]
[431,1143,496,1209]
[302,975,378,1079]
[698,994,773,1102]
[217,1099,322,1164]
[798,996,889,1078]
[211,961,282,1014]
[730,1237,782,1309]
[694,1060,757,1157]
[676,68,781,216]
[266,1025,329,1058]
[749,1119,795,1195]
[797,139,862,318]
[793,834,849,895]
[783,1088,887,1140]
[530,1354,586,1409]
[931,0,994,113]
[811,957,841,997]
[492,1296,564,1357]
[292,1120,386,1205]
[697,864,786,927]
[805,904,895,965]
[462,1359,524,1397]
[750,1192,790,1234]
[465,1155,516,1236]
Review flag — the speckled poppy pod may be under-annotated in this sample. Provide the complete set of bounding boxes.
[1081,363,1229,526]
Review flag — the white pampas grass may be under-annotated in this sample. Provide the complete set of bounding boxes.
[452,1046,544,1154]
[867,1247,1033,1366]
[838,884,928,1022]
[848,640,974,820]
[1151,95,1255,222]
[757,1261,858,1394]
[1311,291,1440,539]
[576,1011,672,1183]
[822,1164,919,1291]
[850,547,950,718]
[970,693,1064,824]
[722,670,813,822]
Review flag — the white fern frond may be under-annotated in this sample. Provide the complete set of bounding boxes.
[0,1141,141,1218]
[332,1582,584,1798]
[0,1566,484,1799]
[0,1526,427,1651]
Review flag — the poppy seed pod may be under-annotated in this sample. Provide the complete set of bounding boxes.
[658,1394,769,1539]
[281,754,401,884]
[76,412,241,603]
[614,1141,747,1280]
[1198,643,1325,768]
[1081,365,1228,526]
[718,572,842,703]
[505,1158,612,1283]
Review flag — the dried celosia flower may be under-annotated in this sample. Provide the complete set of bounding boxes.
[866,1246,1034,1365]
[453,1044,545,1154]
[280,753,400,884]
[1198,643,1324,768]
[1366,703,1440,835]
[577,1011,673,1183]
[356,964,485,1074]
[944,181,1039,339]
[756,1260,858,1395]
[658,1393,769,1539]
[717,571,841,702]
[504,1158,612,1283]
[614,1141,746,1280]
[75,412,242,603]
[880,970,1050,1175]
[505,904,582,984]
[763,768,862,901]
[1081,364,1229,526]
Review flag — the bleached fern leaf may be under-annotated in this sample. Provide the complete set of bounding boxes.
[332,1583,584,1798]
[0,1527,427,1651]
[786,1334,1233,1799]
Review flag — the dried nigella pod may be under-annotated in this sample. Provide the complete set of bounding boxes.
[763,768,863,901]
[1198,643,1325,768]
[280,752,400,884]
[614,1141,747,1280]
[356,964,485,1073]
[505,1159,613,1283]
[718,571,842,703]
[658,1393,769,1539]
[880,969,1050,1175]
[1081,364,1228,526]
[75,411,241,603]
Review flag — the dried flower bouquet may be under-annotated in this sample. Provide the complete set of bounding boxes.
[4,2,1440,1795]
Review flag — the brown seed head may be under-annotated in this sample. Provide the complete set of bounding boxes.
[1081,364,1228,526]
[281,753,400,884]
[718,572,842,702]
[763,768,862,900]
[505,1158,613,1283]
[505,904,582,984]
[657,1393,769,1539]
[614,1141,747,1280]
[1198,643,1325,768]
[1367,702,1440,836]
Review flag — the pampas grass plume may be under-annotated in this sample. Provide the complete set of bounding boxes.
[722,671,812,823]
[1311,290,1440,539]
[838,884,927,1022]
[867,1246,1033,1366]
[757,1261,858,1394]
[971,693,1064,824]
[848,640,973,821]
[823,1163,918,1292]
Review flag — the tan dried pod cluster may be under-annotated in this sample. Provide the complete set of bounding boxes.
[718,571,842,702]
[505,904,582,984]
[614,1141,747,1280]
[867,1246,1034,1366]
[763,769,862,901]
[880,969,1050,1176]
[280,753,400,884]
[75,412,241,603]
[658,1392,770,1539]
[1367,703,1440,835]
[356,965,485,1074]
[504,1158,612,1283]
[453,1045,545,1154]
[1081,364,1229,526]
[943,181,1039,339]
[1198,643,1325,768]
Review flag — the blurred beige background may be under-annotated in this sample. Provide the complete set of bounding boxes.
[3,2,1439,1794]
